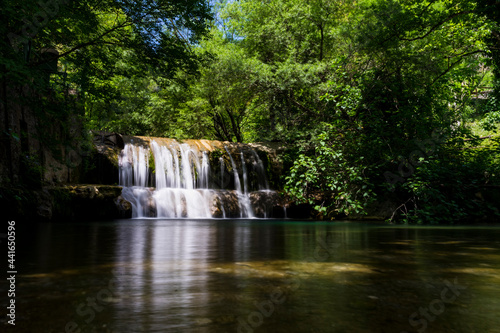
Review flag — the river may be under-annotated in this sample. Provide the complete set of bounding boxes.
[4,220,500,332]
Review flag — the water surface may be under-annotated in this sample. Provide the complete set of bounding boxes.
[4,220,500,332]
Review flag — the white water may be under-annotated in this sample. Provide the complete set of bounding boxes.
[119,144,150,187]
[200,152,210,189]
[224,147,254,218]
[219,157,225,189]
[119,139,275,218]
[250,149,269,190]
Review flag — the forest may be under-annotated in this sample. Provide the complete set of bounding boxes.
[2,0,500,223]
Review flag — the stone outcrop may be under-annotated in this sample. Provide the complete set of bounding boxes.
[0,83,86,187]
[80,132,123,185]
[49,185,131,221]
[2,185,130,222]
[250,191,286,218]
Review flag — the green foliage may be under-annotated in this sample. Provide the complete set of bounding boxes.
[478,97,500,132]
[398,139,500,224]
[279,0,500,222]
[189,34,269,142]
[1,0,213,137]
[285,123,375,218]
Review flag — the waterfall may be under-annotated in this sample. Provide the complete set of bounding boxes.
[225,147,254,218]
[199,152,210,189]
[119,144,150,187]
[118,144,152,218]
[225,147,242,193]
[250,149,269,190]
[219,157,224,189]
[119,138,280,219]
[239,150,254,218]
[241,152,249,194]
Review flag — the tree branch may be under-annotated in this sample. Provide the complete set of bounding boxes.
[431,50,487,86]
[400,11,471,42]
[32,20,134,67]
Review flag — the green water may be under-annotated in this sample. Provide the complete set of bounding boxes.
[3,220,500,332]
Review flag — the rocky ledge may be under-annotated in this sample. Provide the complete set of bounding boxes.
[2,185,131,222]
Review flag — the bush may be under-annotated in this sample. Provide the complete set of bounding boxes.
[397,141,500,224]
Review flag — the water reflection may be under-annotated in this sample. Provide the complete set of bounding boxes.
[4,221,500,333]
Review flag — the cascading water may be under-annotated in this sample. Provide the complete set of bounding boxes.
[224,147,254,218]
[239,150,254,218]
[118,138,281,219]
[250,149,269,190]
[219,157,225,190]
[199,152,210,189]
[118,144,152,217]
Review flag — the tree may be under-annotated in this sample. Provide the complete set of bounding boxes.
[0,0,213,185]
[189,33,268,142]
[282,0,500,221]
[3,1,212,112]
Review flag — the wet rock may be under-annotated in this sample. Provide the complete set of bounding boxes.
[115,195,132,218]
[216,191,241,218]
[250,191,285,218]
[93,132,125,149]
[49,185,125,221]
[81,138,121,185]
[210,195,224,218]
[1,185,129,222]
